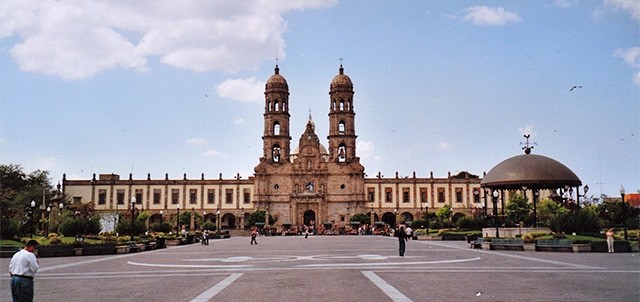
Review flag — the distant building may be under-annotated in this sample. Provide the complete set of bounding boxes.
[63,65,486,232]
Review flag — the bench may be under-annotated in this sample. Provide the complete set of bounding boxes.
[140,239,156,251]
[535,239,573,252]
[0,245,20,258]
[490,238,524,251]
[127,241,141,253]
[469,238,485,249]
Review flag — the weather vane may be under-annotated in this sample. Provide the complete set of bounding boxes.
[520,134,537,154]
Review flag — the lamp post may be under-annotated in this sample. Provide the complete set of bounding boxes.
[130,197,136,241]
[216,209,221,231]
[370,202,374,228]
[577,185,589,208]
[423,201,429,236]
[394,208,398,229]
[30,200,36,237]
[176,204,181,235]
[159,210,163,225]
[620,185,628,241]
[46,206,51,236]
[492,189,500,238]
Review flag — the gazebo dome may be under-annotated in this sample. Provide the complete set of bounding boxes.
[481,154,581,189]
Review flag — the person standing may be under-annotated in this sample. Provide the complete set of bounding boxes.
[405,225,413,240]
[397,225,408,256]
[9,240,39,302]
[605,228,615,253]
[250,228,258,245]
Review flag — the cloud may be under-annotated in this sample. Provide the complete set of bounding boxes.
[554,0,578,8]
[216,77,264,103]
[356,140,375,160]
[0,0,336,80]
[201,149,222,157]
[438,142,452,150]
[186,137,206,146]
[462,6,522,26]
[233,118,245,124]
[614,47,640,85]
[604,0,640,20]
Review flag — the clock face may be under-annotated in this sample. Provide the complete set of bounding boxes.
[307,135,312,140]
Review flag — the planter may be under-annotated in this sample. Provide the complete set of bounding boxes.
[74,248,83,256]
[523,242,536,252]
[482,241,492,250]
[165,239,180,246]
[572,243,591,253]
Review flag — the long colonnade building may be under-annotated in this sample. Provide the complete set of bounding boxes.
[62,65,484,231]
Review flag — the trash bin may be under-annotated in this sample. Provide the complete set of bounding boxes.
[156,237,166,249]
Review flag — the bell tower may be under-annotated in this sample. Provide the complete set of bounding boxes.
[262,65,291,163]
[328,65,357,163]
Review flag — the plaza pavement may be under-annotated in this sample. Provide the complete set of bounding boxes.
[1,235,639,301]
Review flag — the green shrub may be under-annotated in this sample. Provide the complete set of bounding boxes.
[115,219,145,237]
[59,216,102,236]
[150,222,172,233]
[455,216,485,230]
[1,219,21,239]
[549,208,600,234]
[202,222,217,231]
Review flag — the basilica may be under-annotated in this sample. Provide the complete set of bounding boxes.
[62,65,484,232]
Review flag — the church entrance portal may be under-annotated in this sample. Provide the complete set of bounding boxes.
[303,210,316,230]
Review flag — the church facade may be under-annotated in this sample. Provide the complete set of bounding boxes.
[62,65,484,232]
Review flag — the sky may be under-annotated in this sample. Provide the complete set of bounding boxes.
[1,0,638,199]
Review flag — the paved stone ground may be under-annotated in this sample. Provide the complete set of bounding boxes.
[1,236,638,301]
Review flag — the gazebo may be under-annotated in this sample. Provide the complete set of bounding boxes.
[480,143,583,237]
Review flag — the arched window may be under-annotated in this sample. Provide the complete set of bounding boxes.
[274,101,280,111]
[338,144,347,162]
[272,145,281,163]
[273,122,280,135]
[267,100,272,111]
[338,121,346,134]
[332,100,337,111]
[339,100,345,111]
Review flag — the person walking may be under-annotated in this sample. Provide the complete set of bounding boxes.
[605,228,615,253]
[9,239,39,302]
[397,225,408,256]
[250,228,258,245]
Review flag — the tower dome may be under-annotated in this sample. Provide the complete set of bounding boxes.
[266,65,288,90]
[330,65,352,89]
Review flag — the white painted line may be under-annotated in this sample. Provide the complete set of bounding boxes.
[190,273,243,302]
[300,257,481,267]
[362,271,412,302]
[127,261,252,269]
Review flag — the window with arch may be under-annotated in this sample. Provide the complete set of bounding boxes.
[332,100,337,111]
[338,121,345,134]
[339,99,345,111]
[273,122,280,135]
[272,145,281,163]
[337,144,347,162]
[274,100,280,111]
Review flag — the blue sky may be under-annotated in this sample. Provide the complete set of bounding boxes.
[1,0,638,198]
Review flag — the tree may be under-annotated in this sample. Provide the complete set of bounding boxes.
[0,164,56,238]
[349,213,370,225]
[245,210,276,227]
[505,193,532,226]
[436,204,452,227]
